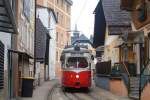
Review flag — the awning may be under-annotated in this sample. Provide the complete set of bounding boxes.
[0,0,17,33]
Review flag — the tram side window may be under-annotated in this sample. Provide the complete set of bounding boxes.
[66,57,88,68]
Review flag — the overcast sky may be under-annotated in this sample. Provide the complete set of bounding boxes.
[71,0,99,38]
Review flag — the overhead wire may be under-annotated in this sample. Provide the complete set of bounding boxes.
[75,0,89,24]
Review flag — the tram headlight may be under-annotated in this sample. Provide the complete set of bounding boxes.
[76,75,79,78]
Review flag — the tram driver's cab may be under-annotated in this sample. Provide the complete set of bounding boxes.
[66,57,88,69]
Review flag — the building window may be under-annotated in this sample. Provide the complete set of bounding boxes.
[56,51,58,61]
[67,4,70,14]
[56,0,59,4]
[0,41,4,90]
[48,16,51,28]
[56,32,58,42]
[56,12,59,23]
[61,0,64,7]
[23,0,31,21]
[60,15,63,25]
[61,33,63,45]
[138,2,147,22]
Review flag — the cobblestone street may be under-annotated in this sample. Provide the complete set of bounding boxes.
[19,80,131,100]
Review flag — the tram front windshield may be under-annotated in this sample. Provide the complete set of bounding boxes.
[66,57,88,68]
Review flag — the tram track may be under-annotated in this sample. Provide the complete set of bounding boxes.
[47,84,58,100]
[48,84,84,100]
[48,84,109,100]
[87,93,100,100]
[47,81,131,100]
[73,92,100,100]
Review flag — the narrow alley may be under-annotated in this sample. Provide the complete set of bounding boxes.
[0,0,150,100]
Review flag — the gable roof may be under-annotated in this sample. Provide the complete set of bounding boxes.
[102,0,131,35]
[35,18,50,62]
[79,34,89,40]
[102,0,131,26]
[72,34,92,45]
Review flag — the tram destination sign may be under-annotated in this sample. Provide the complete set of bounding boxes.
[71,52,83,56]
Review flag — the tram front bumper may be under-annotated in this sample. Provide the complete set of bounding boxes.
[63,79,90,88]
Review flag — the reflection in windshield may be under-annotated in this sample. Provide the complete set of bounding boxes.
[66,57,88,68]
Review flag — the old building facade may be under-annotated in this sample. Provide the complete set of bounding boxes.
[0,0,18,99]
[16,0,35,97]
[94,0,142,99]
[120,0,150,99]
[37,0,72,79]
[0,0,35,99]
[36,5,57,83]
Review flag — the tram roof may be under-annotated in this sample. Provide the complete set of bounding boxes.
[62,45,91,53]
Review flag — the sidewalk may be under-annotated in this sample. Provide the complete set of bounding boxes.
[96,87,131,100]
[18,80,57,100]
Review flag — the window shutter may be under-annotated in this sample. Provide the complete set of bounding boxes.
[0,41,4,89]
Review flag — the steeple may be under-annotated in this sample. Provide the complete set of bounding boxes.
[75,24,77,31]
[73,24,79,38]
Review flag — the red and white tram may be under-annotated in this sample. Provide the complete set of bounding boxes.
[60,45,94,89]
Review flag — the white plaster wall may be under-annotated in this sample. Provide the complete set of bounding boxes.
[37,8,57,80]
[49,12,56,80]
[37,8,49,28]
